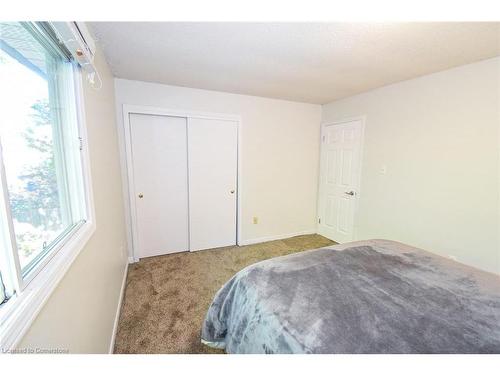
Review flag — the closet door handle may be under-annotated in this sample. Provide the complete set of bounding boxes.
[138,193,144,198]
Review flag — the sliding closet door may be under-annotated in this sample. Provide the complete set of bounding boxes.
[188,118,238,251]
[130,114,189,258]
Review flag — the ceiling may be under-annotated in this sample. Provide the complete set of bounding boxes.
[89,22,500,104]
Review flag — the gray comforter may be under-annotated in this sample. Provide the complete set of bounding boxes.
[201,240,500,353]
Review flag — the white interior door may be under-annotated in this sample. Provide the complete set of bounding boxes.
[318,119,363,243]
[188,118,238,251]
[130,114,189,258]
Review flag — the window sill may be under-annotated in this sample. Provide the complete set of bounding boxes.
[0,219,95,350]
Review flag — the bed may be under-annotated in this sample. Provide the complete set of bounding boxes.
[201,240,500,353]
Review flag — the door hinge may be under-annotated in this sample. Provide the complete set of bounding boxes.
[322,135,326,142]
[79,137,83,151]
[318,218,321,224]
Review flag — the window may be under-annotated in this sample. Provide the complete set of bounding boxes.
[0,21,94,346]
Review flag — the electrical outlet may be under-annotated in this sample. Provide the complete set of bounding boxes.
[120,243,127,256]
[253,216,259,224]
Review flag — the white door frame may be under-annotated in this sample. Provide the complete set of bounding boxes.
[122,104,242,262]
[317,116,366,242]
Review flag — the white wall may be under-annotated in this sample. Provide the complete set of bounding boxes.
[114,79,322,252]
[18,48,128,352]
[322,57,500,274]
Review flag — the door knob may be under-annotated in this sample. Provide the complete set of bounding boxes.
[230,190,235,194]
[344,191,355,196]
[138,193,144,198]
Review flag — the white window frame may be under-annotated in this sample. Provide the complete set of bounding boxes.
[0,65,96,351]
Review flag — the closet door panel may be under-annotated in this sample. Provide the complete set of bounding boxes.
[130,114,189,257]
[188,118,238,251]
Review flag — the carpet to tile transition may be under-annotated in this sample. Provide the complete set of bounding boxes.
[113,234,334,353]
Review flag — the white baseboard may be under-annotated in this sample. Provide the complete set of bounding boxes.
[127,256,136,264]
[238,229,317,246]
[108,261,128,354]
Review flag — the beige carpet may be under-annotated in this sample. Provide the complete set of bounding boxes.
[113,234,335,354]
